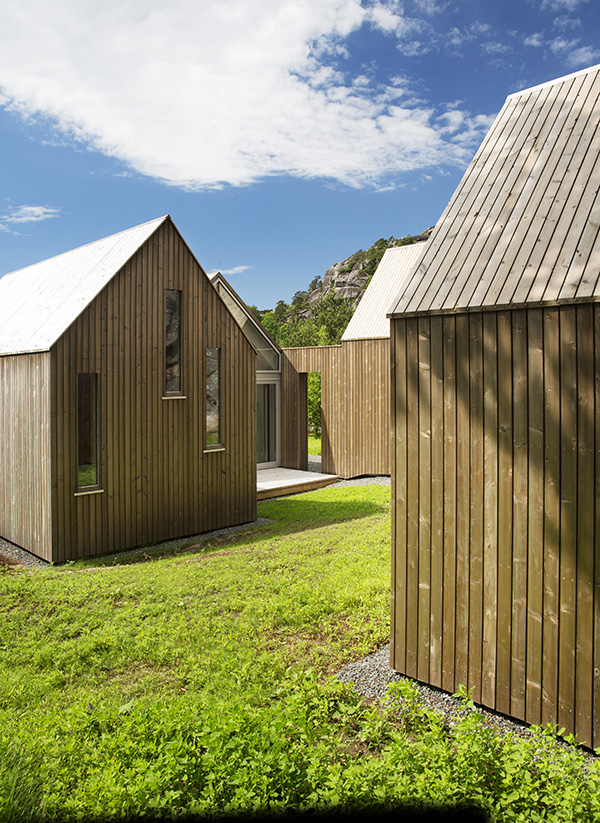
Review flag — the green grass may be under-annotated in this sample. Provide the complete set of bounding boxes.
[308,435,321,455]
[1,484,598,821]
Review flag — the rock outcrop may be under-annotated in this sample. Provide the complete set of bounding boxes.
[303,227,433,316]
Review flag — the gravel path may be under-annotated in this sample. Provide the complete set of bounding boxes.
[308,454,391,487]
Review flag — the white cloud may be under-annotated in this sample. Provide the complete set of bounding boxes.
[541,0,589,10]
[563,44,600,67]
[524,32,544,46]
[2,204,60,223]
[0,0,488,190]
[552,15,581,30]
[549,35,600,67]
[445,21,492,53]
[210,265,252,277]
[412,0,452,15]
[481,41,513,55]
[0,204,60,234]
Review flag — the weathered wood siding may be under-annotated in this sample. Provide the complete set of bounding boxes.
[50,220,256,562]
[391,304,600,746]
[283,339,389,478]
[0,352,52,560]
[280,354,308,471]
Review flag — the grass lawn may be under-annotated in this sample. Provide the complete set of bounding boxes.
[1,484,599,821]
[308,435,321,455]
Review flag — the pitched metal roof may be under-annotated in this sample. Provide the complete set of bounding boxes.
[341,242,427,341]
[390,63,600,317]
[0,216,168,355]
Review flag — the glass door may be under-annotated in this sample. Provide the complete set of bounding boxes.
[257,379,280,468]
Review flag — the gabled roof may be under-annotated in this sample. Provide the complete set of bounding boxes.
[0,216,168,355]
[342,242,427,341]
[391,63,600,317]
[211,273,281,370]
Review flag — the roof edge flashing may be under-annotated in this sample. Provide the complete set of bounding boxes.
[506,62,600,101]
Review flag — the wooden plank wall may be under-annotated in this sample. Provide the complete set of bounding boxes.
[280,353,308,471]
[0,352,52,560]
[283,339,390,478]
[50,220,256,562]
[391,304,600,747]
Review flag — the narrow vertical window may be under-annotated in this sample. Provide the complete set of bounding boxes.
[165,289,182,393]
[206,347,221,446]
[78,373,98,488]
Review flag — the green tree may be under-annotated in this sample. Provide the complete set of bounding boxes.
[274,300,288,323]
[307,373,321,436]
[313,292,353,344]
[260,312,278,339]
[247,304,263,323]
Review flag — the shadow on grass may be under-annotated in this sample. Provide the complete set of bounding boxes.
[70,491,389,569]
[258,494,386,526]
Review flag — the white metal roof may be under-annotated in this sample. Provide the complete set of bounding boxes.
[391,63,600,316]
[341,243,427,341]
[0,216,168,355]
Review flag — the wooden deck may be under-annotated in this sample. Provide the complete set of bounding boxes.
[257,468,338,500]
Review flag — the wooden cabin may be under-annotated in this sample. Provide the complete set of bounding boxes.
[0,216,257,563]
[211,273,287,470]
[283,242,426,478]
[389,64,600,747]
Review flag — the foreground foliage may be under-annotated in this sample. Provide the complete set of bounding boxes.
[1,485,598,821]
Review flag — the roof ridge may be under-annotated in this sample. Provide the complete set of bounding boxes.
[2,215,169,279]
[506,62,600,101]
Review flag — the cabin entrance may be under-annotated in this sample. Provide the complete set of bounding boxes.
[257,374,280,469]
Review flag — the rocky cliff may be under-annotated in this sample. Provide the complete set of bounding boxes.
[302,227,433,318]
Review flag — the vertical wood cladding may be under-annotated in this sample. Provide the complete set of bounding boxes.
[0,353,52,560]
[280,353,308,471]
[391,304,600,747]
[282,339,389,478]
[50,220,256,562]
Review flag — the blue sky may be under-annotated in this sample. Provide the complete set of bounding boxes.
[1,0,599,308]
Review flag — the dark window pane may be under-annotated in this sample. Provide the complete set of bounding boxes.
[206,347,221,445]
[257,383,277,464]
[78,373,98,487]
[166,289,182,393]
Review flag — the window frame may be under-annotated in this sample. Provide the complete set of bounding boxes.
[76,372,101,491]
[205,346,223,450]
[165,288,183,396]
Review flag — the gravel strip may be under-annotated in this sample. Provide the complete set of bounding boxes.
[0,536,49,569]
[0,519,274,570]
[337,643,596,759]
[308,454,391,487]
[308,454,322,473]
[333,474,390,487]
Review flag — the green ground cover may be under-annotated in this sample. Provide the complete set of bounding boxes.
[1,485,598,821]
[307,435,321,455]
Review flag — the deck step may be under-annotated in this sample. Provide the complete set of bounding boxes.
[257,468,338,500]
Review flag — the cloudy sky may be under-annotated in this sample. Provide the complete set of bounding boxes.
[1,0,599,306]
